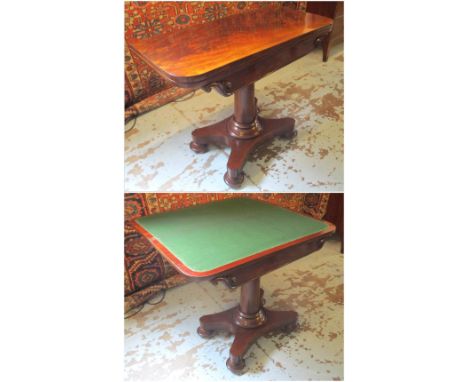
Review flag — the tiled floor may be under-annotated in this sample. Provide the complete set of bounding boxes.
[124,238,344,381]
[125,45,343,192]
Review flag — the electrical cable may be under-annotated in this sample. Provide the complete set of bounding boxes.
[124,89,196,134]
[124,114,138,134]
[124,285,166,319]
[124,303,145,319]
[172,90,196,103]
[124,258,167,319]
[146,281,167,305]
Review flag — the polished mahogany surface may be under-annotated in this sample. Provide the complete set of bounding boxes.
[127,8,332,84]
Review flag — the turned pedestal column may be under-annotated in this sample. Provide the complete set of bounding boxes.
[189,83,296,188]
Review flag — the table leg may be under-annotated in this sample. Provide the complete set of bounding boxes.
[197,278,298,375]
[190,83,296,188]
[322,33,331,62]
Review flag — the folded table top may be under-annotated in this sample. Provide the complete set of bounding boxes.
[127,8,333,86]
[133,198,334,278]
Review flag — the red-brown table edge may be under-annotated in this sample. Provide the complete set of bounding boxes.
[132,217,335,279]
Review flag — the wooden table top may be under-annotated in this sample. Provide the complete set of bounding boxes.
[133,198,334,278]
[127,8,332,87]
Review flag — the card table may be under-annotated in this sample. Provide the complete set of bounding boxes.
[133,198,335,374]
[127,8,333,188]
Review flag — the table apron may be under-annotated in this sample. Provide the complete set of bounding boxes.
[199,28,332,95]
[203,233,334,289]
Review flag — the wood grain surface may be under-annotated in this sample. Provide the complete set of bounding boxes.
[127,8,332,85]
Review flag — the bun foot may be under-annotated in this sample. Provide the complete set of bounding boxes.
[281,129,297,139]
[226,355,246,375]
[190,141,209,153]
[224,169,244,188]
[282,321,298,334]
[197,326,215,339]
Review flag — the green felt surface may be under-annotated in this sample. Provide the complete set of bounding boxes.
[136,198,329,273]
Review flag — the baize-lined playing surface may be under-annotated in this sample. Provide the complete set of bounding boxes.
[135,198,330,274]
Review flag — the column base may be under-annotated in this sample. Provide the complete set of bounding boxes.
[197,305,298,375]
[190,115,295,188]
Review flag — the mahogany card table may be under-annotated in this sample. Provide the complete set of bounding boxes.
[127,8,333,188]
[133,198,335,374]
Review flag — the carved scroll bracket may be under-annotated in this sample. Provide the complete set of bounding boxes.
[211,275,238,289]
[202,81,233,97]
